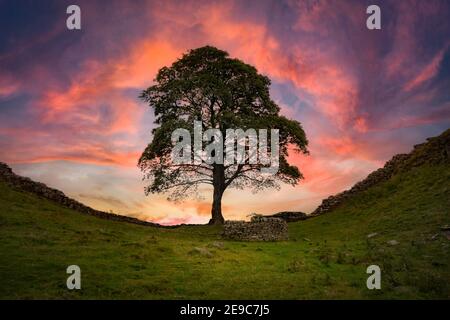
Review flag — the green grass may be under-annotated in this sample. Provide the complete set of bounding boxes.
[0,164,449,299]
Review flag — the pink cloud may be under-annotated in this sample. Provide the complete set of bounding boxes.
[38,40,181,131]
[2,0,449,222]
[0,75,20,98]
[10,40,182,166]
[404,47,447,92]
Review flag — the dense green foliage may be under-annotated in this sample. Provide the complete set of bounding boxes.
[0,164,449,299]
[139,46,308,224]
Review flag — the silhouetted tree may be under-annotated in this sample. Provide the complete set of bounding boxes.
[139,46,308,224]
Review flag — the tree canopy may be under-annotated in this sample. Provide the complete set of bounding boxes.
[139,46,308,224]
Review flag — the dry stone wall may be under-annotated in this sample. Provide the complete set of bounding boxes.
[311,129,450,216]
[0,162,167,228]
[222,218,288,241]
[264,211,308,222]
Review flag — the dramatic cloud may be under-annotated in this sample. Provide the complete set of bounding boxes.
[1,0,449,223]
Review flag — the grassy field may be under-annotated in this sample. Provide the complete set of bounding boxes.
[0,164,449,299]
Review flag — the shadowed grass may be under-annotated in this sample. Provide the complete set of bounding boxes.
[0,164,449,299]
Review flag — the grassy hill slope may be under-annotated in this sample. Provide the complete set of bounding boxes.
[1,161,449,299]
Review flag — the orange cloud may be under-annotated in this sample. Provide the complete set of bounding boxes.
[29,153,138,167]
[3,0,447,224]
[158,1,361,130]
[39,40,181,129]
[27,39,183,166]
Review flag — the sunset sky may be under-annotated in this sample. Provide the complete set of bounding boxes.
[1,0,449,224]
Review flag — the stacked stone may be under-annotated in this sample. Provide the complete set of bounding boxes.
[222,218,288,241]
[0,162,167,228]
[311,129,450,216]
[264,211,308,222]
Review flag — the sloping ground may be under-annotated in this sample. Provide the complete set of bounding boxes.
[0,161,449,299]
[312,128,450,215]
[0,162,167,228]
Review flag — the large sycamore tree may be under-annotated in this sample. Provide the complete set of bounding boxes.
[139,46,308,224]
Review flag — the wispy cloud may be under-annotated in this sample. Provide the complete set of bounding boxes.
[1,0,449,222]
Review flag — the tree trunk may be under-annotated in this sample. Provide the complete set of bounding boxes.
[208,164,225,225]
